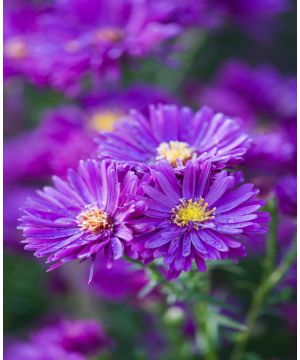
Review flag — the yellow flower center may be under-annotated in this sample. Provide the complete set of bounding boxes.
[5,38,27,59]
[76,207,112,233]
[94,27,123,43]
[172,199,215,227]
[156,141,194,166]
[89,110,123,132]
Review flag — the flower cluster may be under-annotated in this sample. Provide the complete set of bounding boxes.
[4,0,296,358]
[20,104,269,280]
[4,1,287,94]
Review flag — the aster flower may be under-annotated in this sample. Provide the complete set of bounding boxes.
[244,129,295,172]
[4,106,97,183]
[81,84,178,132]
[19,160,148,280]
[4,0,182,93]
[198,60,296,124]
[96,104,251,170]
[132,160,269,279]
[5,319,110,360]
[5,85,176,183]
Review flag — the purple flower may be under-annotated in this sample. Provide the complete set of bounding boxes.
[4,342,84,360]
[89,257,160,304]
[5,319,109,360]
[132,160,269,279]
[32,319,110,356]
[276,175,297,217]
[4,186,35,251]
[4,0,182,93]
[241,125,296,196]
[199,60,296,124]
[4,106,97,183]
[244,129,296,173]
[96,104,251,170]
[210,0,288,35]
[5,86,176,183]
[81,84,178,131]
[19,160,148,280]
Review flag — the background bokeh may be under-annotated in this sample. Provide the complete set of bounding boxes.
[4,1,296,359]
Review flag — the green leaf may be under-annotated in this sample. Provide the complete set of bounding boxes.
[214,314,248,331]
[138,280,157,299]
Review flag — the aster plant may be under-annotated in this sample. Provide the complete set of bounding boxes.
[3,0,297,356]
[18,99,297,360]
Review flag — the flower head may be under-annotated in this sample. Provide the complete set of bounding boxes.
[4,107,97,183]
[19,160,148,280]
[4,319,109,360]
[96,104,251,169]
[199,60,296,124]
[4,0,182,93]
[132,160,269,279]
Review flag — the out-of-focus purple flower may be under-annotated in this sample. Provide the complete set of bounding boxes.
[4,342,84,360]
[81,84,178,131]
[4,2,46,79]
[19,160,148,280]
[198,60,296,124]
[5,86,176,183]
[132,160,269,279]
[89,258,160,304]
[241,125,296,196]
[4,0,183,93]
[4,319,109,360]
[210,0,288,36]
[33,319,109,356]
[4,106,97,183]
[4,186,35,250]
[96,104,251,170]
[244,129,296,173]
[276,175,297,217]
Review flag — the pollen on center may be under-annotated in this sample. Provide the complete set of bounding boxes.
[77,206,112,233]
[172,198,215,227]
[156,141,194,166]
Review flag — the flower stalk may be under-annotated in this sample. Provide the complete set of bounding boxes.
[230,230,296,360]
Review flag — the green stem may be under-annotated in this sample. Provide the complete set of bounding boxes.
[193,302,218,360]
[191,269,218,360]
[263,199,278,277]
[230,238,296,360]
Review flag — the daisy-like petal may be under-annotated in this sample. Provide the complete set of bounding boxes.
[19,159,149,279]
[96,104,251,169]
[133,160,268,279]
